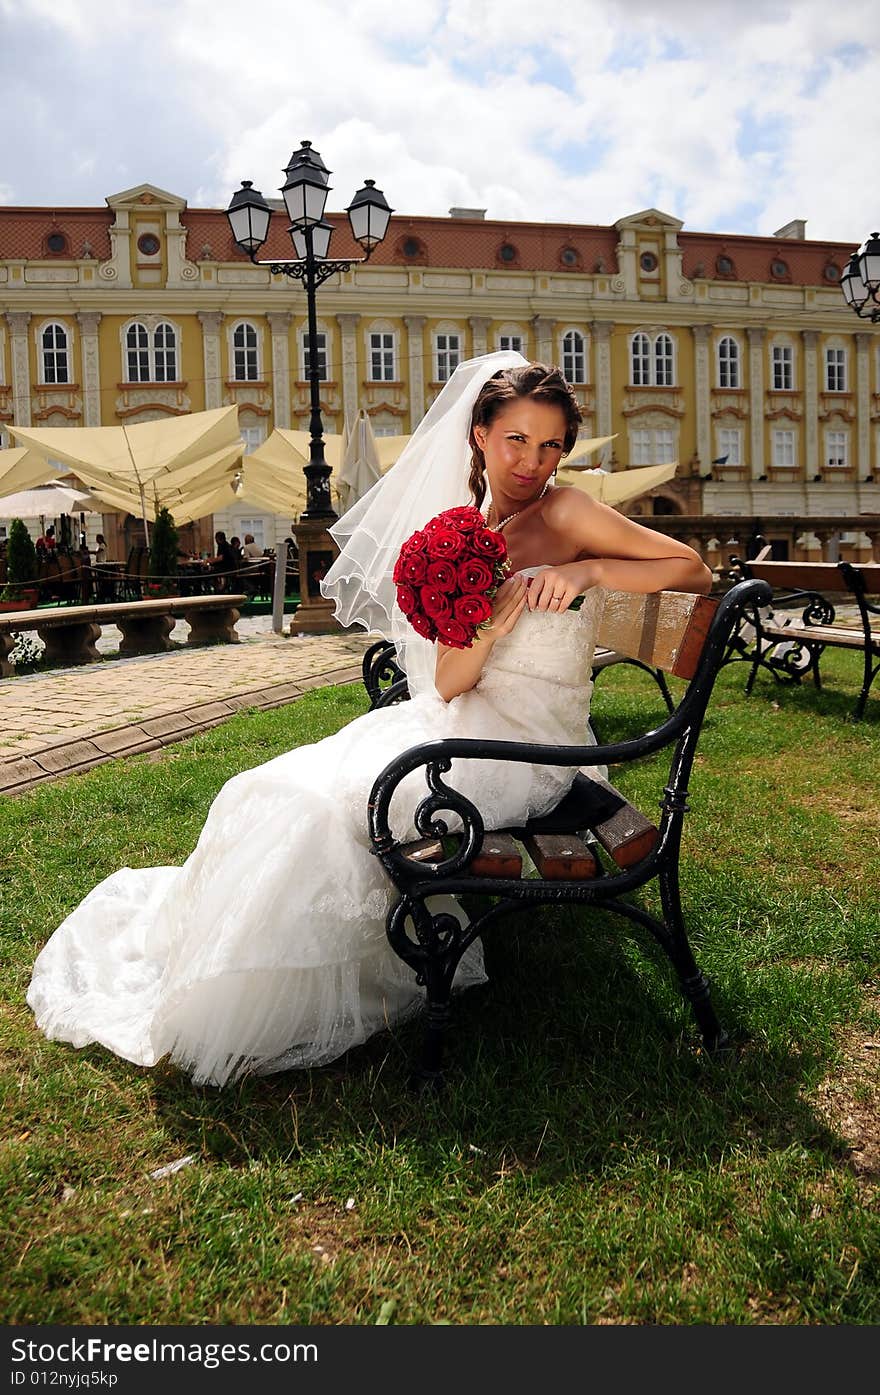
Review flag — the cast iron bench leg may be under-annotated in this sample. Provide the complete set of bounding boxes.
[658,865,728,1053]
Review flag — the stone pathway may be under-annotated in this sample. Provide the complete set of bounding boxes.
[0,615,373,795]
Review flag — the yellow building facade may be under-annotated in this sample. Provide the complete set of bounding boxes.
[1,184,879,561]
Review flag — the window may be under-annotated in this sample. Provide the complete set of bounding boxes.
[126,322,150,382]
[41,322,70,385]
[630,428,675,465]
[717,336,740,389]
[772,428,797,467]
[716,427,743,466]
[631,333,650,386]
[232,322,259,382]
[125,321,178,382]
[562,330,586,384]
[137,233,161,257]
[771,344,793,391]
[372,425,398,437]
[631,332,675,386]
[302,332,328,382]
[498,334,523,353]
[825,430,848,468]
[435,332,461,383]
[368,332,395,382]
[154,322,176,382]
[639,251,658,272]
[240,427,265,455]
[46,231,68,254]
[236,518,265,547]
[497,243,517,263]
[654,333,674,386]
[824,347,847,392]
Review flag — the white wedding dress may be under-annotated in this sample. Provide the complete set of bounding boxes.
[28,580,603,1086]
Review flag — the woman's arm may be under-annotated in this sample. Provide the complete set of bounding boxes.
[527,488,712,611]
[434,574,528,702]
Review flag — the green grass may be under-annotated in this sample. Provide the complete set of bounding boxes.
[1,655,878,1325]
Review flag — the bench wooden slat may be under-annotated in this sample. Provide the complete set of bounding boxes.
[470,833,523,879]
[750,561,880,594]
[761,623,878,650]
[597,590,718,680]
[522,833,597,880]
[583,773,659,868]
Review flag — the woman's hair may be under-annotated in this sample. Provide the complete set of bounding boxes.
[467,362,582,509]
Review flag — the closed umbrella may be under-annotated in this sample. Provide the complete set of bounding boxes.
[338,409,382,515]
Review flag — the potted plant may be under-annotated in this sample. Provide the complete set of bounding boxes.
[0,518,39,611]
[148,505,179,597]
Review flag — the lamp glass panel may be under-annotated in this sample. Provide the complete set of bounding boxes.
[311,222,333,258]
[860,248,880,292]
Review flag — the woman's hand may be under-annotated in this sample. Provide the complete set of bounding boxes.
[527,560,602,612]
[484,573,529,637]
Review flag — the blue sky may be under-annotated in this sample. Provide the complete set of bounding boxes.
[1,0,878,242]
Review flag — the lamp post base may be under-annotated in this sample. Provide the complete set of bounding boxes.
[289,517,343,635]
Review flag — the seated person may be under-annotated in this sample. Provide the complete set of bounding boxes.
[229,536,244,562]
[37,524,57,552]
[241,533,263,560]
[206,531,237,590]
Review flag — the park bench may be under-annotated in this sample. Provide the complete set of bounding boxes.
[723,558,880,720]
[362,632,674,715]
[365,577,768,1087]
[0,594,248,676]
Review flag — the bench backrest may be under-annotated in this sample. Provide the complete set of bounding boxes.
[597,589,718,681]
[748,560,880,594]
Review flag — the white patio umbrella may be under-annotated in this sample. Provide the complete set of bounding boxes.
[9,406,243,543]
[0,445,59,495]
[0,482,105,517]
[557,459,679,507]
[337,409,382,515]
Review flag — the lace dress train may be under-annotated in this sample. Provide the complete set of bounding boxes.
[27,585,602,1085]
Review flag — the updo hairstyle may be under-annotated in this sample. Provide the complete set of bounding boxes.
[467,362,583,509]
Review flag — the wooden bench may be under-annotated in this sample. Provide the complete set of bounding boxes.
[0,594,248,676]
[724,559,880,720]
[362,626,675,716]
[366,577,769,1088]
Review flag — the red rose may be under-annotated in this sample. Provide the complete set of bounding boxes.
[396,583,418,617]
[410,610,436,640]
[454,593,493,626]
[400,530,427,557]
[472,528,507,559]
[438,505,483,532]
[402,553,428,585]
[392,554,405,584]
[435,617,473,649]
[426,559,457,592]
[426,526,465,560]
[419,585,452,620]
[457,556,494,593]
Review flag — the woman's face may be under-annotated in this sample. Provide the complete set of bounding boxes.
[474,398,567,504]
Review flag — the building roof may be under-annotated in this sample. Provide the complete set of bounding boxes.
[0,200,860,286]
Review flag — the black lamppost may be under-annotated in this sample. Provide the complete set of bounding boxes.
[226,141,392,631]
[840,231,880,323]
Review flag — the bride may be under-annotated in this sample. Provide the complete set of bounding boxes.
[27,353,710,1087]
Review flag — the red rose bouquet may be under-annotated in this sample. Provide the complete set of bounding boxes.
[392,505,509,649]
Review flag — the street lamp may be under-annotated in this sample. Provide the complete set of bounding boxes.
[226,140,392,631]
[840,231,880,323]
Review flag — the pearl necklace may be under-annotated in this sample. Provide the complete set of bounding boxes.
[486,481,550,532]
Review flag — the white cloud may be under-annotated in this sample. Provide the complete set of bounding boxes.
[2,0,879,240]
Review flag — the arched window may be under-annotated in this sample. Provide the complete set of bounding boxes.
[154,322,177,382]
[631,333,651,385]
[41,322,70,385]
[654,333,674,387]
[717,336,740,389]
[232,322,259,382]
[126,322,150,382]
[562,329,586,384]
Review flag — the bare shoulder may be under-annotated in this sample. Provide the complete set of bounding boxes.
[541,483,599,527]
